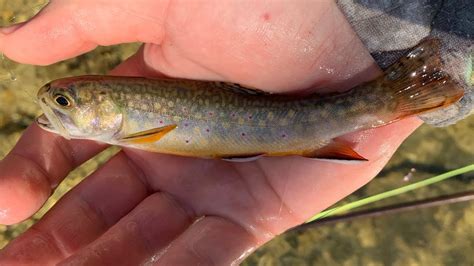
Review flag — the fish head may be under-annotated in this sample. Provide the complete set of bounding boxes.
[36,79,123,141]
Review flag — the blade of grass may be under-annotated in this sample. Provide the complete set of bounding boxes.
[306,163,474,223]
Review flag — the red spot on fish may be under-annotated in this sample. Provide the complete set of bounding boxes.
[159,120,163,124]
[206,128,210,132]
[281,134,287,138]
[231,113,236,118]
[262,12,270,21]
[241,133,246,137]
[248,115,253,120]
[208,112,213,116]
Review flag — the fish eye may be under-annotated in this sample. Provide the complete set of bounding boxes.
[54,94,72,107]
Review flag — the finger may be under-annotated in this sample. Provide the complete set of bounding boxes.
[0,0,168,65]
[153,216,257,265]
[59,193,192,265]
[0,152,148,265]
[0,124,106,225]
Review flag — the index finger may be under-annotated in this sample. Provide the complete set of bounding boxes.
[0,124,106,225]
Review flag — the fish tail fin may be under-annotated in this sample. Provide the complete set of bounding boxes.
[379,38,464,120]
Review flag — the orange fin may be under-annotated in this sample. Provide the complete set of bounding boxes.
[303,141,367,162]
[120,124,177,144]
[380,38,464,120]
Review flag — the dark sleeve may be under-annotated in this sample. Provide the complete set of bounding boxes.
[337,0,473,126]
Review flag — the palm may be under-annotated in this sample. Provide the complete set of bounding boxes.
[0,1,420,264]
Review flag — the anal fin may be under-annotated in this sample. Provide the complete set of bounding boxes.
[303,141,367,162]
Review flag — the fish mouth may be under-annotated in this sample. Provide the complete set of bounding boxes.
[36,110,71,139]
[36,114,54,131]
[36,95,71,139]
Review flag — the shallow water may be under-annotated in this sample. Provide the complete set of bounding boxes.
[0,1,473,265]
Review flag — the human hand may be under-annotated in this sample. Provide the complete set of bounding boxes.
[0,1,421,264]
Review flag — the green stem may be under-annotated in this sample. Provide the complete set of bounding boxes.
[306,163,474,223]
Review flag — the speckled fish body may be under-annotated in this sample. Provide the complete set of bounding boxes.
[36,39,464,161]
[45,77,382,157]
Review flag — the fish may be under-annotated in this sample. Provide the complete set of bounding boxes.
[36,38,464,162]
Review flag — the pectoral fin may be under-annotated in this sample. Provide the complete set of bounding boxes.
[120,124,177,144]
[303,141,367,162]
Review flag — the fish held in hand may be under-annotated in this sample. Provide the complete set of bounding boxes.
[36,39,464,162]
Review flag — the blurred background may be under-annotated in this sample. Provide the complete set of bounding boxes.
[0,1,473,265]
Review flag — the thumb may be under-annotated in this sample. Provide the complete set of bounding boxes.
[0,0,167,65]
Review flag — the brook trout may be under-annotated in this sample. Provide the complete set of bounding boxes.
[36,39,464,162]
